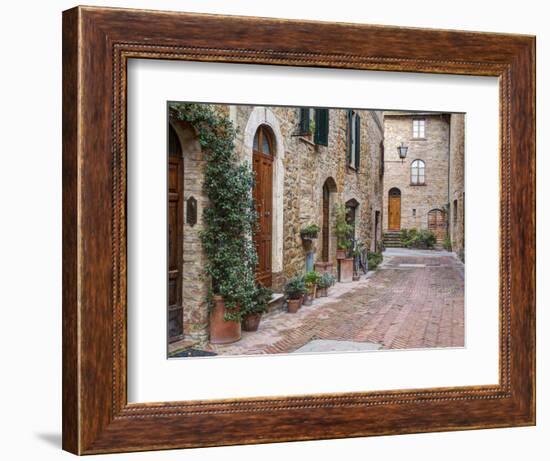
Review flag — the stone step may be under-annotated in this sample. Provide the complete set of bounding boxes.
[265,293,285,316]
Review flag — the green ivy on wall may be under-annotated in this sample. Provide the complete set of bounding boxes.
[169,103,258,320]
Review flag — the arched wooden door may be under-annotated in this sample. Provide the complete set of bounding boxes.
[428,209,447,241]
[252,126,273,287]
[168,124,184,342]
[388,188,401,231]
[322,182,330,261]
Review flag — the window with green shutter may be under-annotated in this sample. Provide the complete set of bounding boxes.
[314,108,329,146]
[299,108,310,135]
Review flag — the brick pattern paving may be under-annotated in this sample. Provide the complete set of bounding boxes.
[198,250,465,356]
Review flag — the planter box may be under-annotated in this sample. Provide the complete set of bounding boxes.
[336,249,348,260]
[338,258,354,283]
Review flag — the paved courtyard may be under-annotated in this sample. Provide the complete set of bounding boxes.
[171,248,464,357]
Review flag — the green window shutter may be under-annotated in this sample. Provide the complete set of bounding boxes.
[347,110,353,165]
[299,108,310,135]
[355,114,361,169]
[314,108,329,146]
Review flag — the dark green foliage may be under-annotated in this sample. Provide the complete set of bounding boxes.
[442,236,452,251]
[284,276,307,299]
[367,252,383,270]
[317,273,336,289]
[245,285,273,315]
[400,228,437,249]
[304,270,321,288]
[334,204,354,250]
[300,224,320,238]
[170,103,258,319]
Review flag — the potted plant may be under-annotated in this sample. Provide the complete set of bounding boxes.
[241,285,273,332]
[284,276,306,313]
[172,103,258,345]
[300,223,320,240]
[316,273,336,297]
[334,204,354,259]
[351,246,362,281]
[303,270,321,305]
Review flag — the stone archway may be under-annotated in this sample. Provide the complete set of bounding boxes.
[243,108,285,285]
[321,177,338,262]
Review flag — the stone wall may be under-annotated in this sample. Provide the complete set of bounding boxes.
[449,114,465,259]
[382,113,450,233]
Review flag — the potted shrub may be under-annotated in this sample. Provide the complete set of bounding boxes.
[300,223,320,240]
[285,276,306,313]
[171,103,258,345]
[303,270,321,305]
[367,251,383,271]
[317,273,336,297]
[334,204,354,259]
[241,285,273,332]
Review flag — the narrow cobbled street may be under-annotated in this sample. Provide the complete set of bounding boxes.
[174,248,464,357]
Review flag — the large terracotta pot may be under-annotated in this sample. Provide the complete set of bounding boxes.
[242,313,262,332]
[287,297,302,313]
[338,258,354,283]
[209,295,241,344]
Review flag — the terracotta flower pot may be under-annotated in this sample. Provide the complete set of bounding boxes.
[287,297,302,313]
[241,313,262,332]
[209,295,241,344]
[338,257,354,283]
[317,287,328,297]
[336,249,347,259]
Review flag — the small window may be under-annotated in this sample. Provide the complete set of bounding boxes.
[298,108,329,146]
[413,119,425,138]
[347,110,361,170]
[411,159,425,185]
[412,209,416,217]
[453,199,458,226]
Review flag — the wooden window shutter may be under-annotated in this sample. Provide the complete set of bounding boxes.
[347,110,353,165]
[314,108,329,146]
[354,113,361,169]
[299,108,310,135]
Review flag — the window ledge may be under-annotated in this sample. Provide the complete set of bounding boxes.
[411,137,427,141]
[410,183,427,186]
[298,136,316,147]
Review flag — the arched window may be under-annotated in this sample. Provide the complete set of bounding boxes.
[253,125,273,156]
[411,159,425,185]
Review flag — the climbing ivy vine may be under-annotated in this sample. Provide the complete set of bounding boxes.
[169,103,258,320]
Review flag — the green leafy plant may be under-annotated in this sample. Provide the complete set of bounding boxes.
[317,273,336,289]
[400,228,437,249]
[284,276,307,300]
[244,285,273,315]
[300,224,320,238]
[304,270,322,288]
[333,204,354,251]
[170,103,258,321]
[367,252,383,270]
[442,236,452,251]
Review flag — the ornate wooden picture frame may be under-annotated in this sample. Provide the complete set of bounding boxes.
[62,5,535,455]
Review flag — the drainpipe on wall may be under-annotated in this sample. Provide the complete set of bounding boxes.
[446,114,451,238]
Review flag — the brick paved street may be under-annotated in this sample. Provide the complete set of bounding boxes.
[172,249,464,357]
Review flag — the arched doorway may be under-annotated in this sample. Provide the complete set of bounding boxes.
[252,125,274,287]
[168,124,184,342]
[345,198,360,240]
[428,208,447,241]
[388,188,401,231]
[321,177,337,262]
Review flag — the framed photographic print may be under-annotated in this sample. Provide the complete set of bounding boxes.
[62,5,535,455]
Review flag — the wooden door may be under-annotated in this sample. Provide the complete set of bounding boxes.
[168,126,184,342]
[322,183,330,261]
[388,188,401,231]
[428,209,447,241]
[252,126,273,287]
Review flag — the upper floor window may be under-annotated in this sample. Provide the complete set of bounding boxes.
[411,159,425,185]
[413,119,425,138]
[347,110,361,170]
[298,108,329,146]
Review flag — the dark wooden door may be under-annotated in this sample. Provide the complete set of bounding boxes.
[388,189,401,231]
[322,183,330,261]
[252,126,273,287]
[428,209,447,241]
[168,126,184,342]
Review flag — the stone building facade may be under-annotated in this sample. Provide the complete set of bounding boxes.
[382,112,465,251]
[169,104,384,342]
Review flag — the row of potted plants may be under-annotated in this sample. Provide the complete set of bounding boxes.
[284,271,336,313]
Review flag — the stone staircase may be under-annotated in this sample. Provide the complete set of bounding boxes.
[383,231,403,248]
